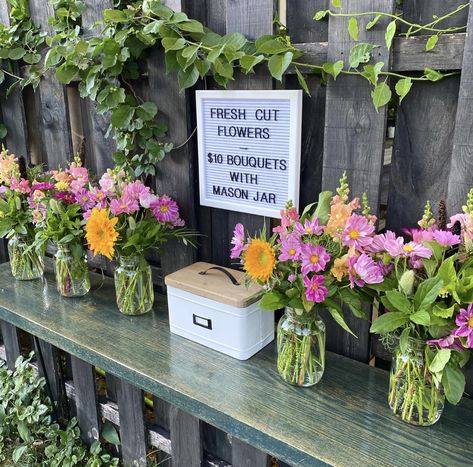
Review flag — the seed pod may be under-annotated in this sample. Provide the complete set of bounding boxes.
[437,200,447,230]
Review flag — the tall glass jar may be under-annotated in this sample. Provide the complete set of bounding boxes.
[114,254,153,316]
[54,244,90,297]
[277,307,326,387]
[389,338,445,426]
[8,233,44,280]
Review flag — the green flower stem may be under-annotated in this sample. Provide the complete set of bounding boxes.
[389,350,444,426]
[54,255,90,297]
[8,239,43,281]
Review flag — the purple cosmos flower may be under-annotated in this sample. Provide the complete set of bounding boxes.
[365,230,397,253]
[279,235,302,261]
[427,334,466,351]
[301,244,330,274]
[139,191,157,209]
[294,219,324,236]
[303,275,328,303]
[403,227,435,243]
[452,304,473,348]
[230,223,246,259]
[31,182,54,191]
[110,196,140,215]
[384,238,432,259]
[348,254,384,288]
[124,181,150,201]
[432,230,461,247]
[150,195,180,223]
[342,214,375,250]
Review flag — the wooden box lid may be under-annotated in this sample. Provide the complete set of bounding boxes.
[165,262,262,308]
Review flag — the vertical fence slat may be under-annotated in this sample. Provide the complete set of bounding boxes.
[33,338,69,421]
[386,0,469,232]
[286,0,328,206]
[117,379,147,467]
[28,0,72,168]
[447,0,473,213]
[322,0,395,362]
[81,0,115,175]
[0,321,21,370]
[169,407,203,467]
[232,438,270,467]
[70,355,100,444]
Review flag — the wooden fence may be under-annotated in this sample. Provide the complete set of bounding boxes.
[1,0,473,465]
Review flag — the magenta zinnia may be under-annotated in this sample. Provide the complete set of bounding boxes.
[301,244,330,274]
[303,275,328,303]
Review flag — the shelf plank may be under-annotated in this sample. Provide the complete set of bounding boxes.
[0,269,471,466]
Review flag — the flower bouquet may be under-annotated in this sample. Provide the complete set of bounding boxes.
[368,196,473,426]
[0,148,44,280]
[32,157,92,297]
[85,168,196,315]
[231,174,383,386]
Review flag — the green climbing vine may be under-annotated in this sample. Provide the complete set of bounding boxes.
[0,0,469,176]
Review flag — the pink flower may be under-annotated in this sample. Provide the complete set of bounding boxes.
[90,188,108,208]
[230,223,246,259]
[427,334,466,351]
[303,275,328,303]
[288,274,297,283]
[53,191,75,204]
[31,182,54,191]
[99,172,116,193]
[342,214,374,250]
[348,254,384,288]
[139,191,158,209]
[432,230,461,247]
[74,189,96,211]
[365,230,397,253]
[110,196,140,215]
[294,219,324,236]
[279,235,302,261]
[10,177,30,194]
[124,181,150,201]
[301,244,330,274]
[403,228,435,243]
[150,195,180,223]
[384,238,432,259]
[452,304,473,348]
[273,207,299,234]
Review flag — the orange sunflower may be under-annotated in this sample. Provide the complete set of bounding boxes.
[85,208,119,260]
[243,239,276,282]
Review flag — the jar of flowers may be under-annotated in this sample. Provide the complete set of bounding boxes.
[368,195,473,426]
[231,174,384,386]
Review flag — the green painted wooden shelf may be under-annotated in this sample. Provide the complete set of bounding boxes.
[0,266,471,466]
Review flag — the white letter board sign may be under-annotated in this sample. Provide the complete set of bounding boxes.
[196,90,302,218]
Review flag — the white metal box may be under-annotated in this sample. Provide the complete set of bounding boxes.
[165,262,274,360]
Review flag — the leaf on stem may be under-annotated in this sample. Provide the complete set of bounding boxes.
[348,17,359,41]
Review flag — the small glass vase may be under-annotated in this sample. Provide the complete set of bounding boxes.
[54,244,90,297]
[8,233,44,280]
[114,254,154,316]
[277,307,326,387]
[389,338,445,426]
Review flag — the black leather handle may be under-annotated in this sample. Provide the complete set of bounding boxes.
[198,266,240,286]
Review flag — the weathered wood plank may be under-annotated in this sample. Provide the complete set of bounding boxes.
[70,355,100,444]
[28,0,73,168]
[292,33,466,73]
[386,0,467,232]
[169,407,203,467]
[322,0,395,362]
[0,320,21,370]
[153,396,172,467]
[232,438,270,467]
[33,338,69,422]
[117,379,147,467]
[0,269,471,466]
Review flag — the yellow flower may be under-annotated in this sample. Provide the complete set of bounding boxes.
[243,239,275,282]
[85,208,119,260]
[55,181,70,191]
[331,255,348,281]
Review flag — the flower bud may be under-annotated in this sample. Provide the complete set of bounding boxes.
[398,269,416,296]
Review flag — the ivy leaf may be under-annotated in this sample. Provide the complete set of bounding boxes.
[23,53,41,64]
[177,20,204,34]
[395,77,412,103]
[429,349,451,373]
[385,20,396,50]
[322,60,344,80]
[366,14,381,30]
[426,35,439,51]
[331,0,341,7]
[348,17,359,41]
[268,51,293,81]
[178,66,199,90]
[371,81,391,112]
[362,61,384,85]
[295,67,311,96]
[442,364,465,404]
[55,64,79,84]
[102,421,121,445]
[111,104,135,129]
[12,446,28,464]
[8,47,26,60]
[424,67,444,82]
[348,43,378,68]
[161,37,186,51]
[220,32,247,50]
[137,102,158,122]
[214,58,234,79]
[195,58,211,77]
[103,9,128,22]
[240,54,264,74]
[314,10,329,21]
[370,312,409,334]
[257,39,290,55]
[17,420,30,442]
